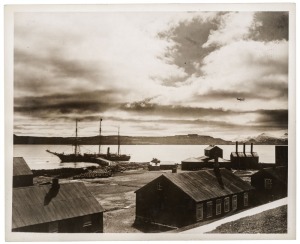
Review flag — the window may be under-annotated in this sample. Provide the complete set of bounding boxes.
[206,201,213,218]
[83,215,92,227]
[216,199,222,215]
[157,182,162,190]
[264,178,272,189]
[196,203,203,221]
[224,197,230,212]
[244,192,249,207]
[48,221,58,233]
[232,195,237,210]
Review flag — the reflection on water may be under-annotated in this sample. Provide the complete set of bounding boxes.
[13,144,276,170]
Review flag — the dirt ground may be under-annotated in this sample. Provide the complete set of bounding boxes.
[70,169,168,233]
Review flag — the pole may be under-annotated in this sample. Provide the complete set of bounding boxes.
[118,126,120,155]
[75,119,78,155]
[99,118,102,154]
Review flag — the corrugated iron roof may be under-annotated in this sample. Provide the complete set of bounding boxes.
[162,169,254,202]
[182,156,210,163]
[13,157,33,176]
[231,152,258,158]
[207,157,230,163]
[12,182,104,229]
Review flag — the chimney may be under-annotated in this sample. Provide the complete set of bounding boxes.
[251,143,253,153]
[214,157,219,168]
[243,143,246,154]
[52,178,59,189]
[236,141,238,153]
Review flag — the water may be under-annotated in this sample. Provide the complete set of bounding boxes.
[13,144,276,170]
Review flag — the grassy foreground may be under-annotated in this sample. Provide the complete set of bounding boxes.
[208,205,287,234]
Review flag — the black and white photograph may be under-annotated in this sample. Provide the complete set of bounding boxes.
[4,3,296,241]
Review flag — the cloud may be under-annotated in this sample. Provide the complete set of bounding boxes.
[203,12,255,48]
[13,11,289,138]
[250,12,289,41]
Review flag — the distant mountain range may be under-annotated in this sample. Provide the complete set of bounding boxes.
[13,133,288,145]
[241,133,288,145]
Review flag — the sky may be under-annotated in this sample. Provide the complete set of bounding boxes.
[13,11,289,140]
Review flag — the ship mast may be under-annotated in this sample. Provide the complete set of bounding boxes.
[98,118,102,154]
[117,126,120,155]
[75,119,78,155]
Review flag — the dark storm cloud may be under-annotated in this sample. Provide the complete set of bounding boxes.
[14,48,105,93]
[157,16,222,85]
[14,90,120,119]
[250,12,289,41]
[195,82,288,102]
[254,109,288,128]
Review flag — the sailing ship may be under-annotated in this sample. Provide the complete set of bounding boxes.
[84,119,131,161]
[46,118,130,163]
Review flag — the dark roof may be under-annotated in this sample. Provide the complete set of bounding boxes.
[136,169,254,202]
[253,166,287,185]
[205,145,221,151]
[13,157,33,177]
[207,157,230,163]
[182,156,210,163]
[231,152,258,158]
[12,182,104,229]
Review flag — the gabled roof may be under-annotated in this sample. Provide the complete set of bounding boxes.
[182,156,210,163]
[136,169,254,202]
[253,166,287,185]
[205,145,221,151]
[12,182,104,229]
[13,157,33,177]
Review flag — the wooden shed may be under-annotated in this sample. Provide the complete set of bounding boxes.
[12,180,104,233]
[204,145,223,158]
[13,157,33,188]
[251,166,287,204]
[135,168,254,228]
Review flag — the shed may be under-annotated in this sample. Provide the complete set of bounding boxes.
[12,180,104,233]
[251,166,287,204]
[135,168,254,228]
[204,145,223,158]
[13,157,33,187]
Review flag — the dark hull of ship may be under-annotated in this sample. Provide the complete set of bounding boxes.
[46,150,108,165]
[84,153,131,161]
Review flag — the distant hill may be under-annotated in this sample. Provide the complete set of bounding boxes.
[242,133,288,145]
[13,134,233,145]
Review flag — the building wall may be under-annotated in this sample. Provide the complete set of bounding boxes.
[13,175,33,188]
[135,176,196,228]
[275,146,288,167]
[12,213,103,233]
[251,173,287,204]
[136,176,253,228]
[204,147,223,158]
[230,155,259,170]
[181,161,209,171]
